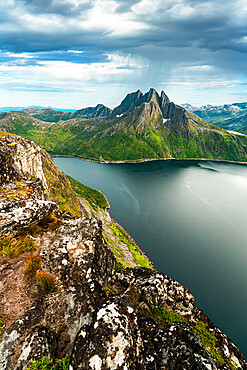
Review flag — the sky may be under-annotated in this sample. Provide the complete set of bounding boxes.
[1,0,247,108]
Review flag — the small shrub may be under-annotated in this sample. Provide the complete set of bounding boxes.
[27,357,69,369]
[25,254,42,278]
[36,271,57,294]
[0,236,36,257]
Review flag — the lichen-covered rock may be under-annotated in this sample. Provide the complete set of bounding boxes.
[0,299,44,370]
[117,268,197,321]
[70,298,145,370]
[0,199,56,236]
[12,326,57,370]
[161,323,217,370]
[137,318,217,370]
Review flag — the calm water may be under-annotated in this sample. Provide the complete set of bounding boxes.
[54,157,247,359]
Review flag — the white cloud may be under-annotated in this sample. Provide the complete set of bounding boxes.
[0,53,144,86]
[7,52,35,59]
[183,65,214,71]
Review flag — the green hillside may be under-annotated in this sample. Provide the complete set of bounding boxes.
[1,89,247,163]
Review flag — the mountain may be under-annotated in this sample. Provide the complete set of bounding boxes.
[182,102,247,130]
[1,88,247,163]
[0,106,78,113]
[23,103,111,122]
[0,132,246,369]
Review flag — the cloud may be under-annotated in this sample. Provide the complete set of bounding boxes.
[0,0,247,106]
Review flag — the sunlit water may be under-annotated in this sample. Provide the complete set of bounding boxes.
[54,157,247,359]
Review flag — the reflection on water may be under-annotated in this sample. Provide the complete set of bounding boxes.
[54,157,247,359]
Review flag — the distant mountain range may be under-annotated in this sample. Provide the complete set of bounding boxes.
[182,102,247,133]
[22,104,111,122]
[0,106,77,113]
[1,88,247,163]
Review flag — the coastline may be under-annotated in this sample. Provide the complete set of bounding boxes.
[53,153,247,269]
[52,153,247,166]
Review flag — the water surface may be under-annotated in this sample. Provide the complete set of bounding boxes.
[54,157,247,359]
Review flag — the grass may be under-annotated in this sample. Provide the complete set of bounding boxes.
[0,236,36,257]
[24,254,42,278]
[27,357,69,370]
[38,212,62,231]
[36,271,57,294]
[109,222,151,268]
[138,305,187,330]
[67,175,108,210]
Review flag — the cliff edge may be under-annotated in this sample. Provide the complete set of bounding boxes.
[0,133,246,369]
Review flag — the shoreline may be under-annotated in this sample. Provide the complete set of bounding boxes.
[52,154,247,166]
[53,153,247,271]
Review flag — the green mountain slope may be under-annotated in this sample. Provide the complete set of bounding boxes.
[23,103,111,122]
[1,89,247,163]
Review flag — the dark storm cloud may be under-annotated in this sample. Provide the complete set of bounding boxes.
[1,0,247,84]
[0,0,246,55]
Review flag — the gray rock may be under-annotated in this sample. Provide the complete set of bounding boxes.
[0,199,56,236]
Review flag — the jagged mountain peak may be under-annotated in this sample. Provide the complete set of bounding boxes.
[111,88,164,118]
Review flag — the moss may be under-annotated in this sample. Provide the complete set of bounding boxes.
[27,357,69,369]
[104,283,118,296]
[138,305,187,330]
[194,321,239,369]
[116,261,125,270]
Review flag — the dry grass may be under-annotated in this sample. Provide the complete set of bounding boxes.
[24,254,42,278]
[36,271,57,293]
[0,236,36,257]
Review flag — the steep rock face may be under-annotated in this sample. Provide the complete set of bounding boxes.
[111,87,184,124]
[0,134,246,369]
[0,134,84,216]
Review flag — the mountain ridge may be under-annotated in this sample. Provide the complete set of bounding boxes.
[1,88,247,164]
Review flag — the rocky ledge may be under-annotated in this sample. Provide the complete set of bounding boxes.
[0,134,246,370]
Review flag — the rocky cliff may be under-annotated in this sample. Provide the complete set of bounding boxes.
[0,133,246,369]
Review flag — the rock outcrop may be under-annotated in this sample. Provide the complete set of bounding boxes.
[0,133,246,369]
